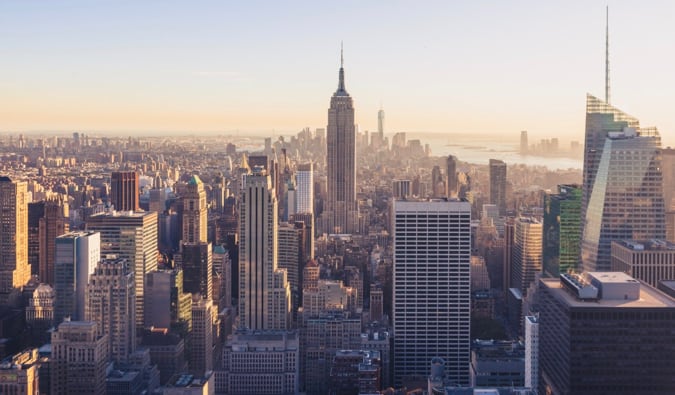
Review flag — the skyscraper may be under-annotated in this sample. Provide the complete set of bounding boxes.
[489,159,507,215]
[543,184,582,277]
[181,175,208,244]
[322,47,359,234]
[86,211,158,327]
[393,199,471,386]
[538,272,675,394]
[85,256,136,363]
[581,120,665,272]
[38,196,69,285]
[0,176,30,305]
[110,171,140,212]
[512,218,542,297]
[179,175,213,301]
[239,168,291,330]
[520,131,528,154]
[54,231,100,323]
[446,155,458,197]
[296,162,314,216]
[189,296,214,376]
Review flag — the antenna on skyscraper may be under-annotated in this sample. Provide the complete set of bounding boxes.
[341,41,344,68]
[605,5,610,104]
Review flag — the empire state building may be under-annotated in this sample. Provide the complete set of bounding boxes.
[321,48,359,234]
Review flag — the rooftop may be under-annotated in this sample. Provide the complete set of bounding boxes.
[541,277,675,308]
[614,239,675,251]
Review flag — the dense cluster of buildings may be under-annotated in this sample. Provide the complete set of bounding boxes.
[1,36,675,395]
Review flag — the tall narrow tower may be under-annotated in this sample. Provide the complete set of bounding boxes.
[239,168,291,330]
[0,177,30,305]
[182,175,208,244]
[323,45,359,234]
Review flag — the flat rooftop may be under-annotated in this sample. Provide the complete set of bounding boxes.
[613,239,675,251]
[541,278,675,308]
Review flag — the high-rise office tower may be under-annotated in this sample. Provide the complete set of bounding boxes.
[520,131,528,154]
[212,245,232,308]
[110,171,140,212]
[322,47,359,234]
[86,211,158,327]
[179,175,213,301]
[39,196,69,285]
[278,222,301,319]
[51,320,109,395]
[189,296,214,376]
[446,155,458,197]
[581,121,665,272]
[431,165,444,198]
[54,231,100,323]
[144,269,192,331]
[27,201,44,275]
[182,175,208,244]
[661,148,675,242]
[239,168,291,330]
[378,107,385,139]
[489,159,507,215]
[85,256,136,363]
[0,177,30,305]
[393,199,471,386]
[543,185,582,277]
[511,217,542,297]
[296,163,314,216]
[524,315,538,391]
[539,272,675,394]
[180,242,213,301]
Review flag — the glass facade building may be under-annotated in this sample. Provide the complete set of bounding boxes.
[543,184,582,276]
[581,95,665,272]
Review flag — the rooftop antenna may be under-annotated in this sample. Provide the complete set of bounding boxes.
[605,5,610,104]
[341,41,344,68]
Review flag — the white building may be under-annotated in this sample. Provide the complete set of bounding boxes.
[54,231,100,323]
[524,315,539,392]
[295,163,314,215]
[393,199,471,386]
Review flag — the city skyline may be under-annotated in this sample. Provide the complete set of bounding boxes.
[2,1,674,145]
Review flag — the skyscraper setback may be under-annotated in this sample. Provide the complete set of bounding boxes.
[321,47,359,234]
[238,168,291,330]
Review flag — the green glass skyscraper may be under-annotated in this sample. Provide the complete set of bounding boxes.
[543,184,582,277]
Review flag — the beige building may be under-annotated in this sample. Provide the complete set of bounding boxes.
[238,169,291,330]
[86,257,136,363]
[611,239,675,288]
[51,320,109,395]
[0,348,40,394]
[86,210,158,327]
[0,177,30,305]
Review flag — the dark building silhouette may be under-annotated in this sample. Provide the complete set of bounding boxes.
[111,171,140,212]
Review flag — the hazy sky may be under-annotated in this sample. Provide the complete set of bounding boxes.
[1,1,674,145]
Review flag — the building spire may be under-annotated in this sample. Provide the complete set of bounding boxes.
[336,42,347,94]
[605,5,610,104]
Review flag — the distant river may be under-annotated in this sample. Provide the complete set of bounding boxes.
[407,133,583,170]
